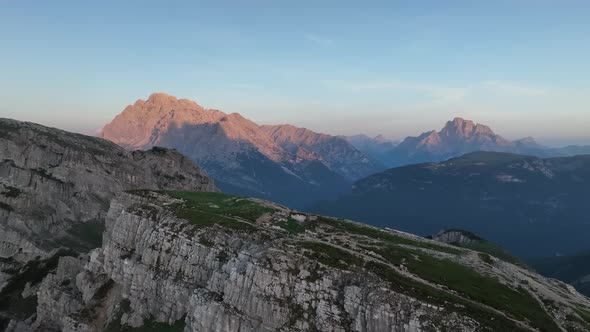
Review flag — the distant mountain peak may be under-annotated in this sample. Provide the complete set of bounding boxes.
[418,130,442,145]
[445,117,474,129]
[100,93,381,208]
[101,92,286,162]
[136,92,208,115]
[440,117,495,140]
[389,117,543,167]
[450,117,473,126]
[342,134,399,166]
[373,134,392,143]
[514,136,539,146]
[146,92,178,103]
[123,92,207,117]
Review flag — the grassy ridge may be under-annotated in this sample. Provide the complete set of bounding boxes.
[168,191,274,222]
[127,191,274,233]
[373,244,558,331]
[315,217,463,255]
[460,241,527,267]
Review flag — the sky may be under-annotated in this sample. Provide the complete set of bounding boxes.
[1,0,589,146]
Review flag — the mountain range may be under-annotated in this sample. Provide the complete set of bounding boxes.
[100,93,590,210]
[2,118,590,331]
[387,117,546,166]
[100,93,382,209]
[342,134,399,166]
[350,117,590,168]
[313,151,590,257]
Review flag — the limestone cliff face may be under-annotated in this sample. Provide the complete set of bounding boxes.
[29,191,590,332]
[32,193,479,331]
[0,118,217,285]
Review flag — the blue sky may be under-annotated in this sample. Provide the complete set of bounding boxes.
[1,1,589,145]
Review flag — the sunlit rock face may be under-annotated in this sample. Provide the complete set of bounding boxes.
[100,93,382,208]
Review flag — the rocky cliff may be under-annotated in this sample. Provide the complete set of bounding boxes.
[19,190,590,332]
[0,118,217,325]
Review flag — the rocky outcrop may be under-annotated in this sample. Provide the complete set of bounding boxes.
[0,118,216,265]
[430,230,482,247]
[31,191,590,332]
[0,118,218,325]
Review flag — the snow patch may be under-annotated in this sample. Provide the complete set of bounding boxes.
[496,174,525,183]
[281,166,303,180]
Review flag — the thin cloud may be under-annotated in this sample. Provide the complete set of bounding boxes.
[304,34,334,47]
[227,83,259,90]
[321,79,467,104]
[321,79,546,104]
[476,81,546,96]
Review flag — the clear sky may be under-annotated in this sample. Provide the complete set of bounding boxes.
[1,1,589,146]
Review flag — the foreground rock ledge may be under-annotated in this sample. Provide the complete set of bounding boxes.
[22,191,590,332]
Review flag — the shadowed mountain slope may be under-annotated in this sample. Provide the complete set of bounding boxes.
[313,151,590,257]
[529,250,590,298]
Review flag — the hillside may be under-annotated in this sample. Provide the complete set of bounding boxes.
[313,151,590,257]
[529,251,590,298]
[100,93,381,209]
[429,229,527,268]
[16,190,590,332]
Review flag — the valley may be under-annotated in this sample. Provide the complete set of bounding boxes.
[313,151,590,258]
